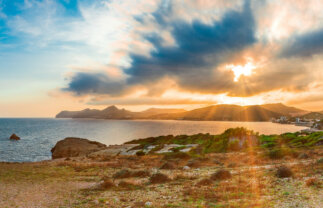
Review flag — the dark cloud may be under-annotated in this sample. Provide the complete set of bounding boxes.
[63,72,126,96]
[280,28,323,58]
[64,0,257,96]
[87,97,216,106]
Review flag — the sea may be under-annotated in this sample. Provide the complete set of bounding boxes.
[0,118,306,162]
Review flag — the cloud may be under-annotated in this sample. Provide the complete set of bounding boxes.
[280,28,323,58]
[63,72,128,96]
[65,0,257,96]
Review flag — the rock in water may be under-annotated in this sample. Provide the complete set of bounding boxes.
[51,137,107,159]
[9,134,20,140]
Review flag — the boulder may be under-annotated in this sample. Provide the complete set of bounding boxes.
[9,134,20,140]
[51,137,107,159]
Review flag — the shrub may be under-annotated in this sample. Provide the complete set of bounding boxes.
[186,159,200,168]
[196,178,213,186]
[149,173,170,184]
[210,169,232,180]
[113,169,132,179]
[298,153,309,159]
[160,162,176,170]
[100,177,115,189]
[131,170,151,177]
[305,177,319,187]
[136,150,145,156]
[118,181,142,189]
[163,152,191,160]
[228,140,240,151]
[267,148,284,159]
[276,166,293,178]
[316,158,323,164]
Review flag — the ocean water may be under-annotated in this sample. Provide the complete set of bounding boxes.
[0,118,306,162]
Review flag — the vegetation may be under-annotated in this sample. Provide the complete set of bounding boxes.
[126,127,323,158]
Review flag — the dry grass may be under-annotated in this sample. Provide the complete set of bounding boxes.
[0,148,322,208]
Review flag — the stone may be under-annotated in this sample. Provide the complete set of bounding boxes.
[51,137,107,159]
[9,134,20,140]
[183,166,190,170]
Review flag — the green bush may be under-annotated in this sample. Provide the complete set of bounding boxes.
[136,151,145,156]
[267,148,284,159]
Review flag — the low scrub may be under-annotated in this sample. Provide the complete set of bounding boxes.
[125,128,323,155]
[149,173,171,184]
[113,169,151,179]
[276,166,293,178]
[210,169,232,181]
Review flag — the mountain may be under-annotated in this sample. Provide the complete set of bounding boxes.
[149,104,282,121]
[56,106,186,119]
[261,103,308,116]
[56,109,101,118]
[56,106,134,119]
[138,108,186,117]
[301,112,323,120]
[56,103,305,121]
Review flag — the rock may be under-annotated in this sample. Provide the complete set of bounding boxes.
[149,173,171,184]
[183,166,190,170]
[210,169,232,180]
[145,201,153,207]
[51,137,107,159]
[276,166,293,178]
[9,134,20,140]
[87,144,138,158]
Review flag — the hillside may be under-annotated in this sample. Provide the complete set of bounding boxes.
[301,112,323,120]
[261,103,308,116]
[56,103,308,121]
[56,106,186,119]
[136,108,186,117]
[150,104,282,121]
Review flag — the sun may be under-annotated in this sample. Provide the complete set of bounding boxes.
[226,60,256,82]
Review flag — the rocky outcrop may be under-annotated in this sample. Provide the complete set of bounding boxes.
[87,144,138,159]
[51,137,107,159]
[9,134,20,140]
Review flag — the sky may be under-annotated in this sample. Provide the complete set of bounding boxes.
[0,0,323,117]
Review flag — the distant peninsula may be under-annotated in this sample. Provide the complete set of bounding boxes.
[55,103,321,122]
